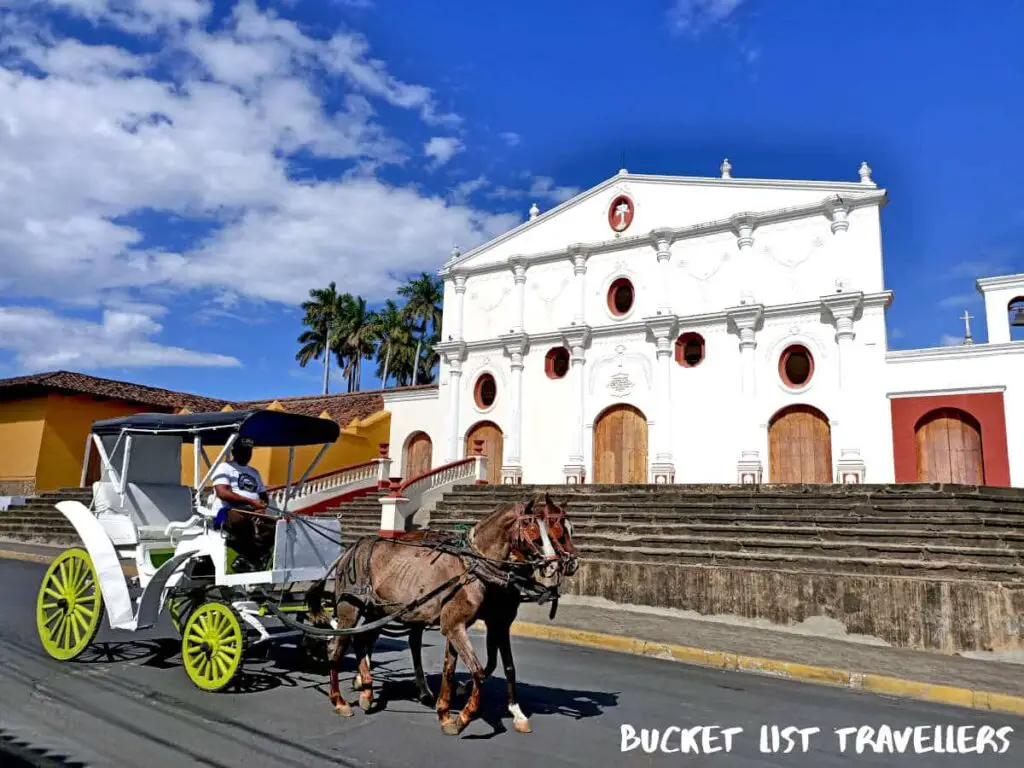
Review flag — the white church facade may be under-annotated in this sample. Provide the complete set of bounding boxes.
[384,163,1024,488]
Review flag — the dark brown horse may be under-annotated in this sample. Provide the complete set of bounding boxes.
[306,492,577,736]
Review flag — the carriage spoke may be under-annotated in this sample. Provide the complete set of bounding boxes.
[182,602,244,692]
[37,549,104,661]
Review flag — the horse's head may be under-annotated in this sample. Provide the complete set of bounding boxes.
[514,492,580,584]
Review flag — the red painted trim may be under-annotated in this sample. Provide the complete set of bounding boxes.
[890,392,1010,486]
[300,486,379,515]
[779,344,814,388]
[394,457,475,494]
[607,277,634,316]
[475,479,488,485]
[377,529,405,538]
[264,460,378,493]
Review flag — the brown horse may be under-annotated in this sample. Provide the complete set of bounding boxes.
[306,492,576,736]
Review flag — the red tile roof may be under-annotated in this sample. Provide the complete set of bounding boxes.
[0,371,434,426]
[0,371,229,412]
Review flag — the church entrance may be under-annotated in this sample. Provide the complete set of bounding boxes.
[768,405,832,483]
[914,408,985,484]
[593,404,648,484]
[465,421,503,485]
[403,432,432,480]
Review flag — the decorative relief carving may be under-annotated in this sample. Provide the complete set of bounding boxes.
[588,344,652,394]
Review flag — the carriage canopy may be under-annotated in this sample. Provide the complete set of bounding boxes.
[90,409,341,447]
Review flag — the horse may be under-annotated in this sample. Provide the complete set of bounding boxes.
[349,494,579,729]
[305,492,577,736]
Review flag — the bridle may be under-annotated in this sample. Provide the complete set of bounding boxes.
[509,502,579,577]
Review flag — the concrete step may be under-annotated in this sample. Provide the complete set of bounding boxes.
[429,518,1024,548]
[431,504,1024,529]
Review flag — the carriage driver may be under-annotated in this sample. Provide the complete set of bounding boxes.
[211,438,276,571]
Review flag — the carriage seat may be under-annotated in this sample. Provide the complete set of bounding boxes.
[93,481,196,541]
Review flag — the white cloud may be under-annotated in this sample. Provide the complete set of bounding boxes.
[36,0,213,35]
[0,0,515,320]
[488,175,581,205]
[499,131,521,147]
[450,175,489,205]
[940,334,966,346]
[667,0,747,35]
[937,293,983,309]
[889,327,905,340]
[0,305,240,370]
[424,136,464,168]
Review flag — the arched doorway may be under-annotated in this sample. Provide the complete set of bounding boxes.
[403,432,433,480]
[914,408,985,484]
[768,405,832,483]
[465,421,503,485]
[593,404,648,484]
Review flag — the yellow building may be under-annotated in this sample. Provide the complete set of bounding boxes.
[0,371,391,496]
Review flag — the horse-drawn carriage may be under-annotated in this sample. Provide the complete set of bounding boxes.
[35,408,580,735]
[34,408,345,691]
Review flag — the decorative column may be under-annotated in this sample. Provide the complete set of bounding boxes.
[646,314,678,483]
[511,259,527,333]
[730,214,757,305]
[499,331,529,484]
[824,195,853,291]
[821,291,867,483]
[375,443,392,489]
[435,340,467,463]
[569,246,588,325]
[560,324,591,483]
[726,303,765,484]
[450,272,468,340]
[651,229,674,314]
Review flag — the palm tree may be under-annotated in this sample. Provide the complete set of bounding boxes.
[371,299,410,388]
[418,324,442,384]
[295,282,344,395]
[333,294,378,392]
[397,273,443,382]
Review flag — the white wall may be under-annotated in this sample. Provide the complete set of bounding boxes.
[382,388,442,478]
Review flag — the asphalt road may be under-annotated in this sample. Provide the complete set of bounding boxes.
[1,559,1022,768]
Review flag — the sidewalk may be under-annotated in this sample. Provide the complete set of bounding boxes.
[510,596,1024,713]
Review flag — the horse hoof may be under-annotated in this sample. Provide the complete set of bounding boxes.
[440,719,462,736]
[352,674,362,690]
[513,718,533,734]
[418,693,436,707]
[359,692,373,711]
[334,703,354,718]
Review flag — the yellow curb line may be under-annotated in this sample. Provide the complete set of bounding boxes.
[473,619,1024,718]
[0,547,138,576]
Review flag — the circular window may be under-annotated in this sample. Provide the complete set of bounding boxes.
[779,345,814,388]
[607,277,634,317]
[545,347,570,379]
[474,373,497,409]
[675,332,705,367]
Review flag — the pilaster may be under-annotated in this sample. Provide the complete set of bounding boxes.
[726,303,764,481]
[435,340,467,463]
[651,229,675,315]
[560,323,591,484]
[499,331,529,484]
[449,271,468,341]
[821,291,866,481]
[569,245,589,326]
[645,313,678,484]
[510,258,528,334]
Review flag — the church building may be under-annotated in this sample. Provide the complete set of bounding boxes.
[384,163,1024,488]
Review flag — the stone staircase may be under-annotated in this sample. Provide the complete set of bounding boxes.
[0,488,93,545]
[428,483,1024,654]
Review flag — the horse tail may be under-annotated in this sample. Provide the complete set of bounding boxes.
[306,542,357,625]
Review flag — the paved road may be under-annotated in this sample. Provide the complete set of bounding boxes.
[1,559,1021,767]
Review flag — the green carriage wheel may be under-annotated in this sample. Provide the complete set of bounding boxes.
[36,547,105,661]
[182,602,246,692]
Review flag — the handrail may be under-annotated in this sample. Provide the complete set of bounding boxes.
[264,460,378,493]
[394,457,475,496]
[266,460,381,508]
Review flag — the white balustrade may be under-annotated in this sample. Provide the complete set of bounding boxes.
[267,460,380,511]
[379,457,481,534]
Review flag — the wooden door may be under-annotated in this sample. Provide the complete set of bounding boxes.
[593,405,648,484]
[403,432,433,480]
[465,422,503,485]
[915,408,985,484]
[768,405,832,483]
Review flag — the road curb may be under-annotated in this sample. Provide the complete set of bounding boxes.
[499,620,1024,718]
[0,547,138,576]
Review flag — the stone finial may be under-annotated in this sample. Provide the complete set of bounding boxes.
[378,442,390,458]
[720,158,732,179]
[859,161,873,184]
[618,167,628,175]
[472,439,484,456]
[529,202,539,220]
[450,245,461,262]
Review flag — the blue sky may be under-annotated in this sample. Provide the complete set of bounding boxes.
[1,0,1022,402]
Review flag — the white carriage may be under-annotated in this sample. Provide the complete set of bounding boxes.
[34,409,344,691]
